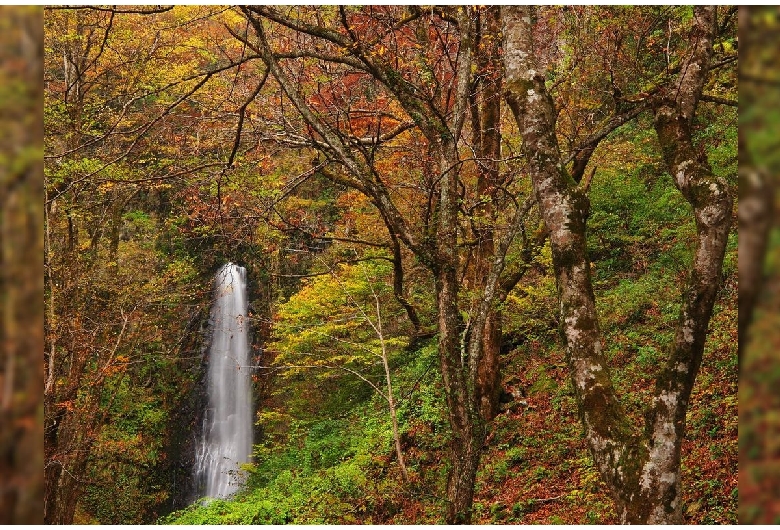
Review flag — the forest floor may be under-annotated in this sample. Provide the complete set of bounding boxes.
[472,323,733,524]
[163,273,738,525]
[385,282,738,525]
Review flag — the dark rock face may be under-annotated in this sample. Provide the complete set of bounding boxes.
[159,308,210,515]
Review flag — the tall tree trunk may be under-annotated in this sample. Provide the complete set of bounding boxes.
[437,131,482,522]
[436,15,484,513]
[503,5,732,523]
[471,6,504,422]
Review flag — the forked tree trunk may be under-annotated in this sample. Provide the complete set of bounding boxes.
[503,6,732,524]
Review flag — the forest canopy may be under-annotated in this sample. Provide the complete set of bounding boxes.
[43,6,737,525]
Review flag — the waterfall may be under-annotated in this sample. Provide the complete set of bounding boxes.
[194,262,253,500]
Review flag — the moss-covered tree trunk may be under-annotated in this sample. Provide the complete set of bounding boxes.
[436,52,485,519]
[435,263,484,524]
[639,7,732,522]
[503,5,732,524]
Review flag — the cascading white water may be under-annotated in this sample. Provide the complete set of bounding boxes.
[194,262,253,500]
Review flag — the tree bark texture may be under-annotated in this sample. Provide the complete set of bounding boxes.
[470,6,504,422]
[503,5,732,524]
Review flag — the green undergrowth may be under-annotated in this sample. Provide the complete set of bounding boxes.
[160,341,451,524]
[161,261,737,525]
[161,123,736,524]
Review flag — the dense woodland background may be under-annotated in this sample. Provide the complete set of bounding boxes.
[739,5,780,525]
[30,4,757,525]
[0,6,44,525]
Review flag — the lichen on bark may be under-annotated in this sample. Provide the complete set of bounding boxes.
[503,4,732,524]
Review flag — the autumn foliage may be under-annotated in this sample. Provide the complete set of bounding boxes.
[43,6,738,525]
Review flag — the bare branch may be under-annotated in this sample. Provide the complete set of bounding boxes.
[699,93,737,107]
[562,102,648,167]
[45,6,175,15]
[226,66,270,168]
